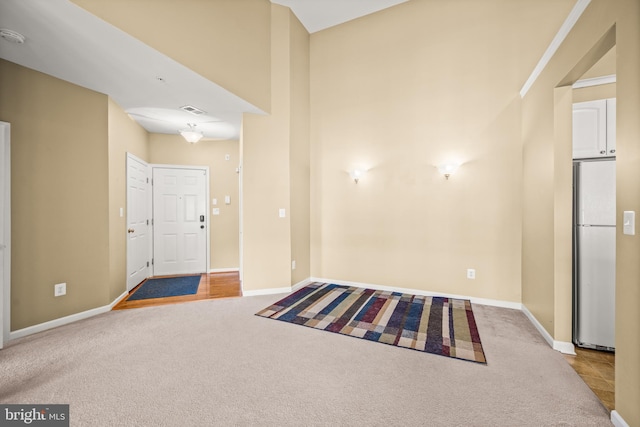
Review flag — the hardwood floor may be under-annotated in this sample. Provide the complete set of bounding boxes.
[563,347,615,411]
[112,272,242,310]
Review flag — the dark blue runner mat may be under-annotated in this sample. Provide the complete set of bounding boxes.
[128,275,201,301]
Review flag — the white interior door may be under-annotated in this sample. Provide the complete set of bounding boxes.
[153,167,207,276]
[126,154,151,291]
[0,122,10,349]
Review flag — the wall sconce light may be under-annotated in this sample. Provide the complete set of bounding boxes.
[350,169,364,183]
[437,163,460,180]
[179,123,204,144]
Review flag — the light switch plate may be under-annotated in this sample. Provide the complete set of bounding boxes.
[213,208,220,216]
[212,198,217,205]
[279,208,286,218]
[225,195,230,204]
[623,211,635,235]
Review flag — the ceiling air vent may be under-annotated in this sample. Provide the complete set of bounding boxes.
[0,29,26,44]
[180,105,206,115]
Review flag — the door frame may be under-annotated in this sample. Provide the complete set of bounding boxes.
[1,122,11,349]
[126,153,151,291]
[151,164,210,276]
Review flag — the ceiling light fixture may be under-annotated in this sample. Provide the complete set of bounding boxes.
[0,29,26,44]
[179,123,203,144]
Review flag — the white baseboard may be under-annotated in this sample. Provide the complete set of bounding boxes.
[311,278,578,355]
[292,277,313,292]
[310,277,522,310]
[242,287,292,297]
[611,410,629,427]
[552,340,576,355]
[7,277,578,361]
[209,268,239,273]
[111,290,129,308]
[9,290,129,341]
[521,304,576,355]
[242,277,312,297]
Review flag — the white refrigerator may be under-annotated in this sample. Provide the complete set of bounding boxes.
[573,159,616,350]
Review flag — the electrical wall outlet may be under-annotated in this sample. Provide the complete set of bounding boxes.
[54,282,66,297]
[466,269,476,280]
[292,260,296,270]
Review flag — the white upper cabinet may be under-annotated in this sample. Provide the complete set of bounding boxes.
[573,98,616,159]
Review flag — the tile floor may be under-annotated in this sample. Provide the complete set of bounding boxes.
[563,347,615,411]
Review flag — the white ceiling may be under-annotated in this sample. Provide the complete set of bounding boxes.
[0,0,407,141]
[273,0,408,34]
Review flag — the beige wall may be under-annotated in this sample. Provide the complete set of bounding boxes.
[241,4,310,291]
[612,0,640,421]
[107,99,149,301]
[241,5,295,291]
[309,0,572,302]
[289,11,311,286]
[149,134,240,270]
[552,86,573,344]
[581,46,616,79]
[72,0,271,112]
[4,1,639,423]
[0,60,111,330]
[573,83,616,103]
[521,0,640,423]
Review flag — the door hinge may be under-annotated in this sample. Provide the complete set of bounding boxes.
[146,177,149,183]
[146,219,149,225]
[146,261,149,267]
[152,258,154,265]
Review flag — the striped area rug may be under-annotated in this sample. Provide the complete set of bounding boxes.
[256,282,486,364]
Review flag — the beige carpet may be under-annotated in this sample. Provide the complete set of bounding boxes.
[0,294,611,426]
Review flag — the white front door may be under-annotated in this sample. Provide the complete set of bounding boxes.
[126,154,151,291]
[153,167,207,276]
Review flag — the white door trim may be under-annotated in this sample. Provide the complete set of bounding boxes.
[151,164,210,275]
[238,162,243,288]
[1,122,11,348]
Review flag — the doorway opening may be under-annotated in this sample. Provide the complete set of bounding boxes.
[126,158,211,289]
[570,44,616,352]
[565,41,616,412]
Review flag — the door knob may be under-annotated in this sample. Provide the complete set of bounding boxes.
[127,228,135,233]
